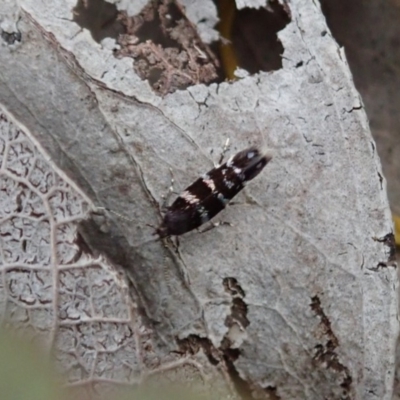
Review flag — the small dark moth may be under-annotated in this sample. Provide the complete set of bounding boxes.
[156,146,272,238]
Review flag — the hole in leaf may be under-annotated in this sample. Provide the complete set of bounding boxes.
[72,0,291,95]
[72,0,125,43]
[217,0,291,75]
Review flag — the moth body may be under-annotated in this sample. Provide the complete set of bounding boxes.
[156,147,272,238]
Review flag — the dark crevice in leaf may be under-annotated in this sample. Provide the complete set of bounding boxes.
[310,295,353,399]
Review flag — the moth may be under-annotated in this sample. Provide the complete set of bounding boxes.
[156,146,272,238]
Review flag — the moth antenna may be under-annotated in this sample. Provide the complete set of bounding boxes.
[160,167,176,211]
[218,137,231,165]
[169,167,174,190]
[146,222,157,231]
[92,206,136,222]
[92,207,164,243]
[131,235,163,248]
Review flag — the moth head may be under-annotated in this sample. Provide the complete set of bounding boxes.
[231,146,272,181]
[155,223,169,238]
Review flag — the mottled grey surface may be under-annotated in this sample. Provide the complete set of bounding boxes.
[0,0,397,399]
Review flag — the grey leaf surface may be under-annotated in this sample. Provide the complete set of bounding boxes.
[0,0,397,399]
